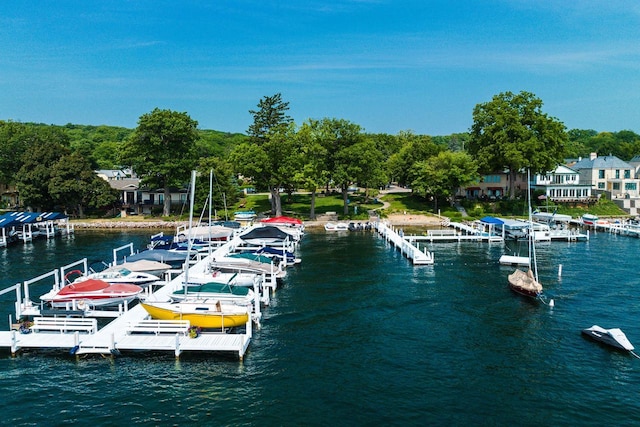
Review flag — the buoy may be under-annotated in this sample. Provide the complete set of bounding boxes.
[549,299,555,308]
[558,264,562,277]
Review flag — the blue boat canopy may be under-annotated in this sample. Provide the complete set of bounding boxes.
[479,216,504,225]
[0,212,68,228]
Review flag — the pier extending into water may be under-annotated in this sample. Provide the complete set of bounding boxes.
[0,232,289,360]
[375,221,434,265]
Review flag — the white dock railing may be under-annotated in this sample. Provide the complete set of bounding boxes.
[375,221,434,265]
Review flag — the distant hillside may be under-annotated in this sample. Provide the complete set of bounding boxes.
[15,122,248,169]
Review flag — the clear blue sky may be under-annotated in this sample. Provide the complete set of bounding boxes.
[1,1,639,136]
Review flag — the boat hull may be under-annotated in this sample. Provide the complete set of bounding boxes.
[141,302,249,328]
[508,268,542,299]
[40,280,143,308]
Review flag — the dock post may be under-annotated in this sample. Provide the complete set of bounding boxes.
[10,329,18,356]
[174,333,181,358]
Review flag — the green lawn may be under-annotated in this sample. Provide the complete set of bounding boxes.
[234,192,384,220]
[232,191,629,221]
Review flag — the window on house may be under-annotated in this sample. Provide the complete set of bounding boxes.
[624,170,631,179]
[598,170,605,179]
[613,183,620,190]
[625,183,637,190]
[598,182,605,189]
[615,170,620,179]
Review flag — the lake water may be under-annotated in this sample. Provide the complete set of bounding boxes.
[1,229,639,426]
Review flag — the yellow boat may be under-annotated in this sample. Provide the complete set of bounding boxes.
[140,300,250,328]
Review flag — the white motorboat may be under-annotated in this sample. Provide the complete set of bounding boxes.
[324,222,349,232]
[582,325,635,351]
[170,281,255,305]
[581,213,599,226]
[65,268,160,286]
[40,279,143,308]
[106,259,172,278]
[185,269,260,287]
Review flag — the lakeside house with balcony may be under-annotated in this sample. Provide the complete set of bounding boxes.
[532,165,592,203]
[95,169,188,216]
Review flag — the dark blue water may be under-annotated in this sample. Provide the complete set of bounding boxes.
[1,229,640,426]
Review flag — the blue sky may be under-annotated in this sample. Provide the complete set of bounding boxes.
[1,1,639,135]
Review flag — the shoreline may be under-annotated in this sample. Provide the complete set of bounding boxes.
[70,213,444,230]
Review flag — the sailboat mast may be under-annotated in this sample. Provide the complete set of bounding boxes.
[183,170,197,287]
[527,169,539,282]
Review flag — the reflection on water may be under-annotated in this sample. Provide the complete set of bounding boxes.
[1,230,640,425]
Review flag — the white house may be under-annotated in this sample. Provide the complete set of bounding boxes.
[533,165,592,202]
[95,169,189,215]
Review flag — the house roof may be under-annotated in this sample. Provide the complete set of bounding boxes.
[108,178,140,191]
[572,155,631,170]
[552,165,578,174]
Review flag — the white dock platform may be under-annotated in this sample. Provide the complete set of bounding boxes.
[0,232,279,359]
[375,221,434,265]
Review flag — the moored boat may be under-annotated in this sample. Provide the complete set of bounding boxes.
[124,249,189,269]
[140,300,250,328]
[107,259,172,278]
[40,279,143,308]
[324,222,349,232]
[66,268,160,286]
[170,281,254,305]
[582,325,635,351]
[508,268,543,298]
[239,225,297,246]
[508,170,543,299]
[581,213,599,226]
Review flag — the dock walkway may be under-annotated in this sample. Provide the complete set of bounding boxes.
[0,232,278,359]
[375,221,434,265]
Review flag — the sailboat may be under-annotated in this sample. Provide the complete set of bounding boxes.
[507,170,543,299]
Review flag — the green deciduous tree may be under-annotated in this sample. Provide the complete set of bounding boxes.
[295,119,330,219]
[468,91,567,199]
[411,151,478,210]
[0,121,30,183]
[316,118,366,215]
[195,157,239,219]
[15,129,71,211]
[386,131,443,187]
[49,152,118,217]
[120,108,199,216]
[232,94,297,216]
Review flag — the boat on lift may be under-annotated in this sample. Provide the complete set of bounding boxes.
[140,299,250,329]
[40,279,143,308]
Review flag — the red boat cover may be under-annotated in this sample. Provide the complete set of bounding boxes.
[260,216,302,225]
[103,283,143,294]
[57,279,110,295]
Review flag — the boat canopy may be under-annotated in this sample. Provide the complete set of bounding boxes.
[479,216,504,225]
[240,225,291,241]
[260,216,303,225]
[0,211,68,228]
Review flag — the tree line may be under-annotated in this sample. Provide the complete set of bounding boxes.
[1,91,639,218]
